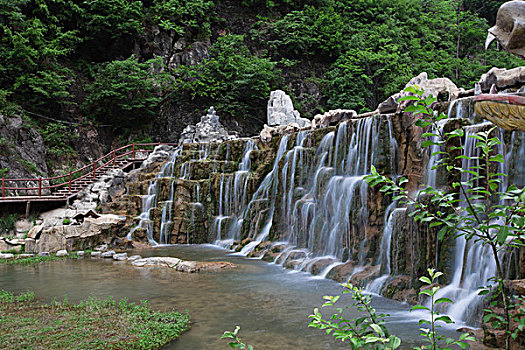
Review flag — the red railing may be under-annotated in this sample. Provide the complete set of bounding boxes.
[1,143,176,199]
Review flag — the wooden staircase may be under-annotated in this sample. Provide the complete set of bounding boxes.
[0,143,176,203]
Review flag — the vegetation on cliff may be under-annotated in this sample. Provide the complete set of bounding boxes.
[0,0,521,150]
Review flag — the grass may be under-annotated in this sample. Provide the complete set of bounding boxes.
[0,251,91,265]
[0,290,190,349]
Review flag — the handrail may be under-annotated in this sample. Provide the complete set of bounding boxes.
[1,142,177,198]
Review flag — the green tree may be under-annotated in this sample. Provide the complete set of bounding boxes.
[0,0,78,111]
[83,55,167,128]
[173,34,282,125]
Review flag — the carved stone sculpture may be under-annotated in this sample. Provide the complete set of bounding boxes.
[486,1,525,58]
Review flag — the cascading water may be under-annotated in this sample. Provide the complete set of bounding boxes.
[365,204,406,295]
[277,117,397,274]
[127,147,182,244]
[213,140,257,247]
[431,124,507,325]
[235,135,290,254]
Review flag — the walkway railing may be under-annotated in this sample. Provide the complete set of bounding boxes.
[1,143,176,199]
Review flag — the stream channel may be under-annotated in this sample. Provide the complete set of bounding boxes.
[0,245,459,349]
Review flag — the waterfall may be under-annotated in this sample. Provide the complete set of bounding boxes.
[127,147,182,244]
[431,125,507,325]
[238,135,290,247]
[365,203,401,294]
[220,116,399,278]
[213,140,257,247]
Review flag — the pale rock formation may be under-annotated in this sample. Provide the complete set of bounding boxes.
[56,250,68,257]
[478,67,525,92]
[131,256,236,272]
[267,90,310,128]
[139,145,174,171]
[131,257,182,268]
[378,72,460,113]
[179,107,237,144]
[101,250,116,258]
[486,1,525,58]
[112,252,127,261]
[311,109,357,129]
[26,214,126,253]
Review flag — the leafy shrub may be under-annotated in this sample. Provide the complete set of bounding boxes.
[83,55,168,129]
[147,0,214,38]
[0,213,18,235]
[265,5,346,60]
[174,34,282,124]
[41,123,78,158]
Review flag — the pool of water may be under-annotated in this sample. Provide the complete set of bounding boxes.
[0,245,450,349]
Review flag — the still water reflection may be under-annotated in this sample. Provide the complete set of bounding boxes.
[0,245,435,349]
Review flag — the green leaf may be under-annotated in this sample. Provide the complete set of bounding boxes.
[410,305,430,311]
[497,226,509,245]
[434,297,453,305]
[419,276,431,284]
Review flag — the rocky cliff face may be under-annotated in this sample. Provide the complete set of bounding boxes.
[0,114,48,191]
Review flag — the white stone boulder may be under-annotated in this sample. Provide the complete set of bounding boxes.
[101,250,115,258]
[478,67,525,92]
[112,253,128,261]
[56,250,68,257]
[267,90,310,128]
[378,72,460,114]
[312,109,357,129]
[33,214,126,253]
[131,257,182,268]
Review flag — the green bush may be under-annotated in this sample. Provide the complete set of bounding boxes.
[83,55,168,129]
[41,123,78,158]
[0,214,18,235]
[174,34,282,124]
[147,0,214,38]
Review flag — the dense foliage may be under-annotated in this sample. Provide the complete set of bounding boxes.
[173,34,282,123]
[0,0,520,134]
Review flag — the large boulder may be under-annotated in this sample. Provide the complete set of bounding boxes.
[179,107,237,144]
[28,214,127,253]
[139,144,175,171]
[311,109,357,129]
[267,90,310,128]
[131,257,182,268]
[478,67,525,92]
[378,72,460,113]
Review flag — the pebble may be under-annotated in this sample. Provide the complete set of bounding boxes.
[90,251,101,257]
[77,251,85,256]
[0,253,14,259]
[38,252,50,256]
[127,255,142,262]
